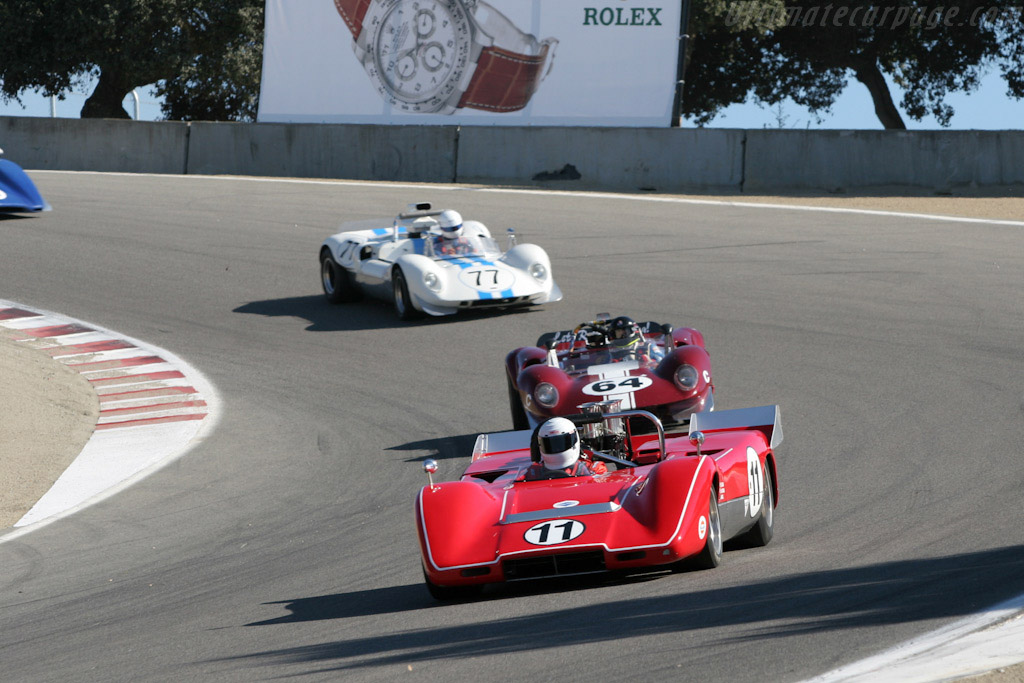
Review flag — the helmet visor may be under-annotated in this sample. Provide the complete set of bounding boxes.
[540,431,578,454]
[441,223,462,234]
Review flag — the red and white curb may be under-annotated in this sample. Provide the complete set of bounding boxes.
[0,299,219,534]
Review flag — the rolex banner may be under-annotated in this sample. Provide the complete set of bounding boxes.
[258,0,681,126]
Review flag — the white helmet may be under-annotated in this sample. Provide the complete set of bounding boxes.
[437,209,463,239]
[538,417,581,470]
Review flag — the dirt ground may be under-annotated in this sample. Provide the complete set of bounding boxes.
[514,182,1024,222]
[0,327,98,528]
[963,664,1024,682]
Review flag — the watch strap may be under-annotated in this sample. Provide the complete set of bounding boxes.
[457,43,551,113]
[333,0,372,38]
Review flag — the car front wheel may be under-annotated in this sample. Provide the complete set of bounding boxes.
[392,268,421,320]
[423,569,482,601]
[507,375,530,430]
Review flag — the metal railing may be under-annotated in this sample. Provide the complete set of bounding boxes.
[49,89,142,120]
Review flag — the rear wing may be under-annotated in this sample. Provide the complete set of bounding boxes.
[472,429,532,461]
[689,405,782,450]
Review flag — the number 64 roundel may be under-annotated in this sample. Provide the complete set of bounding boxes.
[582,375,653,397]
[524,519,586,546]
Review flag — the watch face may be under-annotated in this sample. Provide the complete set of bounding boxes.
[364,0,472,112]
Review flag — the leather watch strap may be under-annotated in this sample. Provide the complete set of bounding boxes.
[457,43,551,112]
[334,0,372,38]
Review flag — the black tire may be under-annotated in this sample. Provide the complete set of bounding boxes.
[423,569,482,601]
[734,463,774,548]
[507,375,530,431]
[675,487,722,571]
[392,268,421,320]
[320,249,360,304]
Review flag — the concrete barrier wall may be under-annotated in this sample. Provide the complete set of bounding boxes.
[457,127,745,192]
[186,122,458,182]
[745,130,1024,191]
[4,116,1023,192]
[0,116,188,174]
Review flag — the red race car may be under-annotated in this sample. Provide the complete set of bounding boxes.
[505,315,713,430]
[416,403,782,599]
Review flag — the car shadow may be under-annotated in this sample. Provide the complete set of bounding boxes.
[386,432,485,462]
[233,296,429,331]
[246,572,662,626]
[227,544,1024,673]
[233,295,538,332]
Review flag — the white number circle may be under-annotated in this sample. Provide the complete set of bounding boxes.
[523,519,586,546]
[457,267,516,292]
[582,376,653,397]
[746,446,765,518]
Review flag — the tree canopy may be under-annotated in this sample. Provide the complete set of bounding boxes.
[684,1,1024,128]
[0,0,262,121]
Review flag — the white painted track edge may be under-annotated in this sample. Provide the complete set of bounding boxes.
[0,299,221,545]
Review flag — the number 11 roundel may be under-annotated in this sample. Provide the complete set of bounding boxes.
[524,519,586,546]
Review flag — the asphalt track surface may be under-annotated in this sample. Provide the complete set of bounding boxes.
[1,173,1022,682]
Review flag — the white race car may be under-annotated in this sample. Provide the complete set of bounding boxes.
[319,203,562,320]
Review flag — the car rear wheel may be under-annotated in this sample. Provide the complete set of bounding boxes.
[392,268,421,321]
[675,486,722,571]
[320,249,360,303]
[735,463,774,547]
[507,375,530,430]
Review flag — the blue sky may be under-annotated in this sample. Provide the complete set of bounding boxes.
[1,70,1022,130]
[702,69,1024,130]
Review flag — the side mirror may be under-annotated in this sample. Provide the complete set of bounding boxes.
[545,338,559,367]
[688,431,705,458]
[423,459,438,487]
[506,227,517,250]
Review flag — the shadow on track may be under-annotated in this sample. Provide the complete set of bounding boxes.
[233,295,422,331]
[247,573,662,626]
[248,585,433,625]
[230,545,1024,672]
[386,433,482,462]
[233,295,537,332]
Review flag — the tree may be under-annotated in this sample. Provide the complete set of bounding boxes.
[0,0,263,121]
[685,1,1024,129]
[155,5,263,121]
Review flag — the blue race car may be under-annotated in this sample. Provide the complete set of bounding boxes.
[0,148,50,213]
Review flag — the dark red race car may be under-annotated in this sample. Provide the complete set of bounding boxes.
[415,404,782,599]
[505,315,714,430]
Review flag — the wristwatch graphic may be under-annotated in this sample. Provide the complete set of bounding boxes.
[333,0,557,114]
